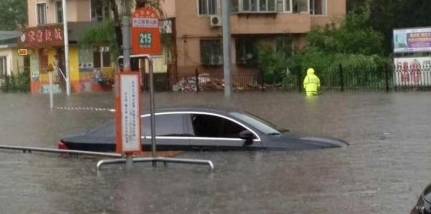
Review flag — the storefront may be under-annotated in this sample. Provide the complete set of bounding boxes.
[19,23,115,94]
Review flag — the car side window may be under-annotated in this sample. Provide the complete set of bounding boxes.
[190,114,247,138]
[142,114,189,136]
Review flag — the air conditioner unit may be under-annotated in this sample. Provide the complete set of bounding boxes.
[209,15,222,27]
[161,20,172,34]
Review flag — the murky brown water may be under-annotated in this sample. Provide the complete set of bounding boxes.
[0,91,430,213]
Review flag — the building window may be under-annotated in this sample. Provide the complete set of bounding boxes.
[102,52,111,67]
[91,0,111,22]
[284,0,291,12]
[236,38,258,66]
[37,3,47,25]
[310,0,326,15]
[292,0,308,13]
[56,1,63,23]
[200,40,222,66]
[93,52,101,68]
[93,48,111,68]
[239,0,276,12]
[0,56,7,78]
[198,0,218,15]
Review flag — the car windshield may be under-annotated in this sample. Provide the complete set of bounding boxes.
[230,112,281,135]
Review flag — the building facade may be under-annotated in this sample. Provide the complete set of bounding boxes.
[0,31,25,87]
[21,0,116,94]
[162,0,346,84]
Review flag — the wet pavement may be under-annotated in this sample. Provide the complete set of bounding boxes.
[0,91,430,213]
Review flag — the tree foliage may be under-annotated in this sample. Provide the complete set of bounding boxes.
[365,0,431,54]
[307,9,383,56]
[0,0,27,30]
[257,38,293,84]
[79,0,163,59]
[256,7,389,87]
[79,21,120,57]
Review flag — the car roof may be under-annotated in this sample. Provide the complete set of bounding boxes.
[144,106,243,116]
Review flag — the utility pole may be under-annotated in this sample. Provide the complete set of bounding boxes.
[122,0,132,72]
[222,0,232,98]
[62,0,70,95]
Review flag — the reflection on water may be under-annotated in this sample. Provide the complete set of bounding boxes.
[0,91,430,213]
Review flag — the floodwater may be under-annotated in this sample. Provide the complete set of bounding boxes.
[0,91,430,214]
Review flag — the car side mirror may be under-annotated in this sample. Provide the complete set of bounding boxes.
[239,130,254,146]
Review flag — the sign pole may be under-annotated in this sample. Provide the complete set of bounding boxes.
[96,6,215,171]
[222,0,232,98]
[62,0,71,96]
[122,0,132,72]
[148,58,157,165]
[49,71,54,110]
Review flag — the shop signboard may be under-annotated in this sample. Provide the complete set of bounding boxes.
[131,7,162,55]
[393,57,431,86]
[116,73,142,153]
[19,25,64,49]
[394,28,431,53]
[17,49,28,56]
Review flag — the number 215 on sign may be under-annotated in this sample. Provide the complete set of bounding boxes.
[139,32,152,48]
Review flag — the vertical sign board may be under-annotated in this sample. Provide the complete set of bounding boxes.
[394,57,431,86]
[117,73,141,153]
[131,7,162,55]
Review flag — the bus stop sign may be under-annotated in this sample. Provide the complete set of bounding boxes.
[131,7,162,55]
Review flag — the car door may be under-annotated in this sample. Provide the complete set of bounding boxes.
[185,113,256,151]
[142,113,191,151]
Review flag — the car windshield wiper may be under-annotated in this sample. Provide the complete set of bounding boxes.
[267,132,281,136]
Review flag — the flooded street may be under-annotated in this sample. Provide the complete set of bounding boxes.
[0,91,430,213]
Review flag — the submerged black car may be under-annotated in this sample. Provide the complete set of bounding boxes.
[58,107,348,152]
[411,184,431,214]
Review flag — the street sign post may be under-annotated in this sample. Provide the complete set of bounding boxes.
[98,6,214,170]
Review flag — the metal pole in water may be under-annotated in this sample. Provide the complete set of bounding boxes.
[148,57,157,167]
[126,156,133,169]
[121,0,131,72]
[49,71,54,110]
[222,0,232,98]
[62,0,71,96]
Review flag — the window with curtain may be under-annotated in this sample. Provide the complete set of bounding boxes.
[0,56,7,78]
[240,0,276,12]
[37,3,47,25]
[292,0,308,13]
[56,1,63,23]
[200,40,222,66]
[198,0,218,15]
[310,0,326,15]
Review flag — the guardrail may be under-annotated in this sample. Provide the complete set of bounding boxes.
[0,145,121,158]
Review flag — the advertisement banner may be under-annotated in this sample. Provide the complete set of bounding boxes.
[394,28,431,53]
[393,57,431,86]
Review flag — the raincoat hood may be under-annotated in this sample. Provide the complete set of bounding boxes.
[307,68,315,75]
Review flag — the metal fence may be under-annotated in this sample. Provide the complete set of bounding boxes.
[170,62,431,92]
[172,70,259,92]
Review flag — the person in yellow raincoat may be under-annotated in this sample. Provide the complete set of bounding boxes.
[303,68,320,96]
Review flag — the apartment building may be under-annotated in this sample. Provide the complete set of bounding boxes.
[163,0,346,80]
[20,0,116,94]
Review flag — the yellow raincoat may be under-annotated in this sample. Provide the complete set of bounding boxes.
[303,68,320,96]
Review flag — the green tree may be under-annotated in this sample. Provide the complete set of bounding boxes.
[361,0,431,54]
[0,0,27,30]
[296,7,388,86]
[80,0,163,57]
